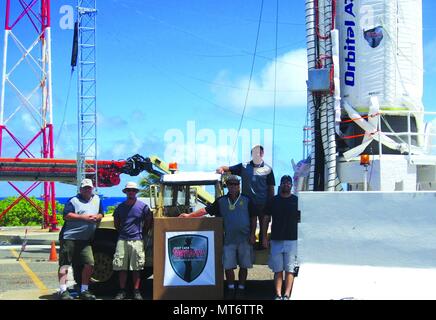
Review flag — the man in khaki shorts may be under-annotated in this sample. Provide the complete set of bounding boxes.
[112,182,152,300]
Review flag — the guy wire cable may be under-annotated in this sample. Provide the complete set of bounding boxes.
[231,0,265,163]
[272,0,279,168]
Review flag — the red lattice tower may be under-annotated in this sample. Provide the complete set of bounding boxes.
[0,0,58,231]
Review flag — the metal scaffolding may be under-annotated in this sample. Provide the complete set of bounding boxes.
[76,0,98,191]
[0,0,58,230]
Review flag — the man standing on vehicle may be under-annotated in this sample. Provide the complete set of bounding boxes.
[58,178,103,300]
[113,182,152,300]
[262,175,299,300]
[216,145,275,249]
[180,175,257,299]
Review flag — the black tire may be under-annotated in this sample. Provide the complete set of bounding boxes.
[90,243,118,295]
[89,229,118,295]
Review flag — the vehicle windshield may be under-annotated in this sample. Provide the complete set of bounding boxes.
[163,185,187,207]
[162,185,189,217]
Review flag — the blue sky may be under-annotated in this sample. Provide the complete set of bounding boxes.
[1,0,436,197]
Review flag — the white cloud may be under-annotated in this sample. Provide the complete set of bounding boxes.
[214,48,307,109]
[110,131,144,159]
[21,113,38,132]
[97,112,128,129]
[164,142,231,170]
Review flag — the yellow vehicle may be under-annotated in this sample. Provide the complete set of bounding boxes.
[89,157,224,293]
[87,156,269,293]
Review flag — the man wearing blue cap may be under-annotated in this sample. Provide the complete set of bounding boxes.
[262,175,299,300]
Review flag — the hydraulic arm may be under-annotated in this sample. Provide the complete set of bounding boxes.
[0,154,163,187]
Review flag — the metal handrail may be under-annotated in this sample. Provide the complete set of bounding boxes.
[373,110,436,156]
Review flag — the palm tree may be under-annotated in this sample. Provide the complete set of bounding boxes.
[138,173,161,197]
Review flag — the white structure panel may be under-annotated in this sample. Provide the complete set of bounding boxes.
[293,191,436,299]
[338,156,417,191]
[293,263,436,300]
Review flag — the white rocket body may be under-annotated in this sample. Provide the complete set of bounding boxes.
[304,0,430,192]
[336,0,423,114]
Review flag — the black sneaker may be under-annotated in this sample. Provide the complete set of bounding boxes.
[274,295,283,300]
[59,290,74,300]
[133,290,143,300]
[79,290,96,300]
[282,295,290,300]
[114,290,127,300]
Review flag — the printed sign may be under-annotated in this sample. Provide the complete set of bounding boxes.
[164,231,215,286]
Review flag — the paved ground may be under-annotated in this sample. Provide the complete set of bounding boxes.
[0,226,59,246]
[0,245,59,300]
[0,227,275,300]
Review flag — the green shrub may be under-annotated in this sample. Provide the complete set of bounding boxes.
[0,197,65,227]
[105,205,115,215]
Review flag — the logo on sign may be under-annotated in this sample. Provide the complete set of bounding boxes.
[168,235,208,283]
[364,26,384,48]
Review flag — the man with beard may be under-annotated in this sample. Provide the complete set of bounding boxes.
[262,175,299,300]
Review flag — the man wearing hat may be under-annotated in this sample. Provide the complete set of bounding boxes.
[180,175,257,299]
[262,175,300,300]
[216,145,275,249]
[58,178,103,300]
[112,181,152,300]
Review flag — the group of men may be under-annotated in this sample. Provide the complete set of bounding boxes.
[57,144,299,301]
[181,145,300,300]
[57,179,152,300]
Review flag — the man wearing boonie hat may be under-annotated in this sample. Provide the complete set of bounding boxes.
[262,175,299,300]
[112,181,152,300]
[180,174,257,300]
[216,145,275,249]
[58,178,103,300]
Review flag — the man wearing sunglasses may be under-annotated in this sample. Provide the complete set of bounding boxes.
[216,145,275,249]
[58,178,103,300]
[112,182,152,300]
[180,175,257,299]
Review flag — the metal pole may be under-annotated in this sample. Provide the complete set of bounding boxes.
[1,30,9,126]
[305,0,316,190]
[363,166,368,191]
[76,0,98,192]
